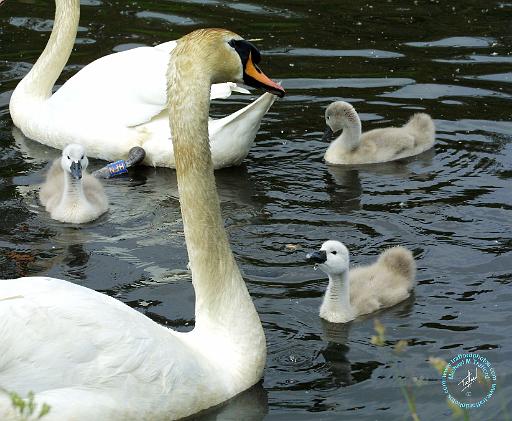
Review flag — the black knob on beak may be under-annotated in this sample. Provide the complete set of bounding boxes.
[322,126,342,142]
[322,126,334,142]
[306,250,327,264]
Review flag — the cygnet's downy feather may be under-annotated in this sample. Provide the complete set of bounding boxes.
[322,101,435,165]
[39,144,108,223]
[306,240,416,323]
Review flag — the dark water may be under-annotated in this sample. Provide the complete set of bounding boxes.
[1,0,511,420]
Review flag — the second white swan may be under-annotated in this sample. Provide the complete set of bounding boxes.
[9,0,278,169]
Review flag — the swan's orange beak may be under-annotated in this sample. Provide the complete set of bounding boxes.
[243,52,285,98]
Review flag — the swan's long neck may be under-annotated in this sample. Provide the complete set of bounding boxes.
[328,119,362,156]
[321,271,353,320]
[13,0,79,100]
[167,43,265,379]
[339,121,362,151]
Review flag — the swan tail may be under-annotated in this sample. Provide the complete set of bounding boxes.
[378,246,416,287]
[404,113,435,147]
[215,92,277,130]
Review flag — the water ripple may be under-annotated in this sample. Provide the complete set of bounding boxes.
[267,48,403,59]
[284,78,415,90]
[405,36,497,48]
[135,11,198,26]
[381,83,511,99]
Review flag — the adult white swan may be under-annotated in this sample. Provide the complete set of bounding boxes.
[0,29,285,420]
[9,0,279,169]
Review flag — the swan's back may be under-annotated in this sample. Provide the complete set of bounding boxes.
[349,246,415,315]
[47,42,176,128]
[362,113,435,158]
[356,127,413,162]
[0,277,222,420]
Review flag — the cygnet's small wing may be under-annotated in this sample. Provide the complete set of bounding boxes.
[359,127,416,162]
[82,174,109,213]
[377,246,416,286]
[39,159,64,209]
[349,246,415,316]
[403,113,436,151]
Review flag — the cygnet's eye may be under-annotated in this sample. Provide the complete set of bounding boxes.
[331,250,337,255]
[81,155,84,160]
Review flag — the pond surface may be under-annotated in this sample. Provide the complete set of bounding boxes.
[1,0,511,420]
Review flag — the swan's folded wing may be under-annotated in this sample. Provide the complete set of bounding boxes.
[47,43,174,128]
[47,41,250,129]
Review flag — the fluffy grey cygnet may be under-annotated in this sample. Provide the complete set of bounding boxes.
[322,101,435,165]
[39,144,108,223]
[307,240,416,323]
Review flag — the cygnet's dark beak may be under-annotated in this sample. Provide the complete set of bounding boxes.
[322,126,334,142]
[322,126,342,142]
[306,250,327,264]
[70,161,82,180]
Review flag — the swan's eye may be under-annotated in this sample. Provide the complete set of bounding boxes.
[331,251,337,255]
[81,155,84,160]
[67,156,70,160]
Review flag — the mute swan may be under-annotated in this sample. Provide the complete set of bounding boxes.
[9,0,278,169]
[39,144,108,223]
[322,101,436,165]
[306,240,415,323]
[0,29,285,420]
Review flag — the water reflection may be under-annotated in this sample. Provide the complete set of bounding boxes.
[12,127,261,208]
[323,167,362,212]
[192,383,268,421]
[319,320,353,387]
